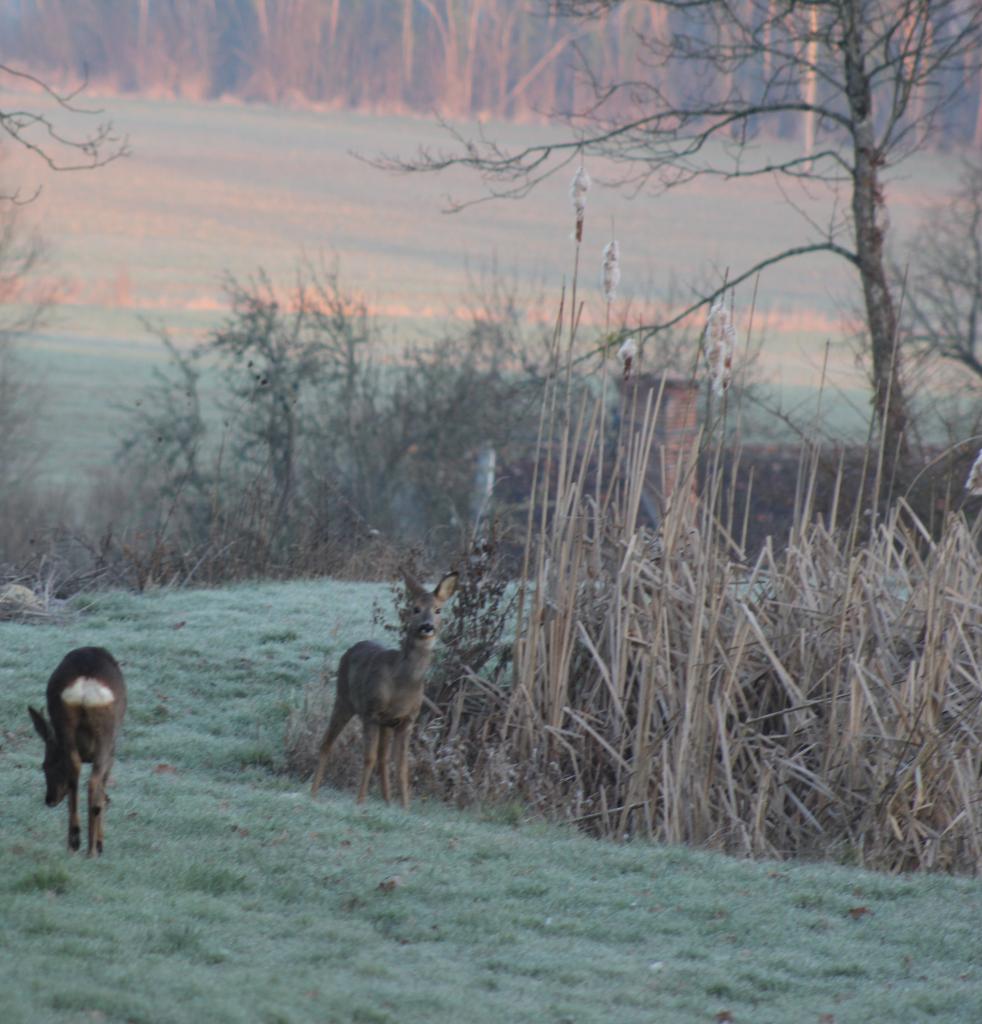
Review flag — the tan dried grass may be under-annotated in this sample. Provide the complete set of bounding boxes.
[495,365,982,868]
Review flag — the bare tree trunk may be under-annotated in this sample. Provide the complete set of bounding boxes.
[253,0,268,43]
[540,7,560,116]
[974,68,982,147]
[137,0,151,88]
[328,0,340,49]
[803,5,818,164]
[442,0,461,114]
[843,0,909,461]
[461,0,485,115]
[493,7,518,114]
[418,0,461,115]
[402,0,415,96]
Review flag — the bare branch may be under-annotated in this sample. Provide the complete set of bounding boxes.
[0,64,130,198]
[579,240,858,369]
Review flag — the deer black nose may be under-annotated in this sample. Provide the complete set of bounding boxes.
[418,623,435,636]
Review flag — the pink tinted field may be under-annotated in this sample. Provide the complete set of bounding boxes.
[4,90,966,476]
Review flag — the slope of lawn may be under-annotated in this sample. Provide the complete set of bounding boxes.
[1,579,980,1024]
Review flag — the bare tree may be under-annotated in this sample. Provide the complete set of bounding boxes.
[903,160,982,382]
[381,0,982,463]
[0,207,49,510]
[0,64,126,565]
[0,63,128,203]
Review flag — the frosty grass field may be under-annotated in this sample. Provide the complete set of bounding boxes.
[1,580,981,1023]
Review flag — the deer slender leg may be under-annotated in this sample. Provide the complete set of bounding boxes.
[87,750,113,857]
[377,727,392,804]
[96,775,106,855]
[311,699,355,797]
[393,719,413,810]
[66,750,82,852]
[87,769,105,857]
[356,721,380,804]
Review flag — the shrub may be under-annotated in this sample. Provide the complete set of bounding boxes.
[110,263,548,584]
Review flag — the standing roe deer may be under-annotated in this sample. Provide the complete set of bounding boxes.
[310,570,458,808]
[28,647,127,856]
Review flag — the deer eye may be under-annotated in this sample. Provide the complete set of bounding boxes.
[413,606,421,614]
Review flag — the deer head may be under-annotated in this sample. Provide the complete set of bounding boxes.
[28,706,71,808]
[403,570,458,649]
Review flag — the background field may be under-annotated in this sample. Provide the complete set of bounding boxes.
[5,90,967,482]
[2,581,981,1024]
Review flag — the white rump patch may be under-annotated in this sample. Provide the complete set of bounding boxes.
[61,676,115,707]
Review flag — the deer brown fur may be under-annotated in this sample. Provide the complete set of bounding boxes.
[28,647,127,856]
[311,571,458,809]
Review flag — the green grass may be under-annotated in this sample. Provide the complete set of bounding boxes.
[2,579,981,1023]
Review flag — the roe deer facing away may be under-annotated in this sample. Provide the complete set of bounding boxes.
[311,571,458,809]
[28,647,127,856]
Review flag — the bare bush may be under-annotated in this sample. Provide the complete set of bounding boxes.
[112,263,548,583]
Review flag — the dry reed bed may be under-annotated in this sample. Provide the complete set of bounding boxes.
[489,365,982,871]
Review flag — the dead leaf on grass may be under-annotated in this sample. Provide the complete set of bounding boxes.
[378,875,403,892]
[848,906,873,919]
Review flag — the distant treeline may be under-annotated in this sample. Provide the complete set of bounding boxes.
[2,0,982,144]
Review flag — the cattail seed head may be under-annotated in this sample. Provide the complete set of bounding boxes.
[618,336,636,379]
[966,448,982,496]
[602,240,620,303]
[704,299,736,397]
[570,164,590,243]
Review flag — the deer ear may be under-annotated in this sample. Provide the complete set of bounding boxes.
[434,571,459,602]
[28,706,51,743]
[402,570,427,599]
